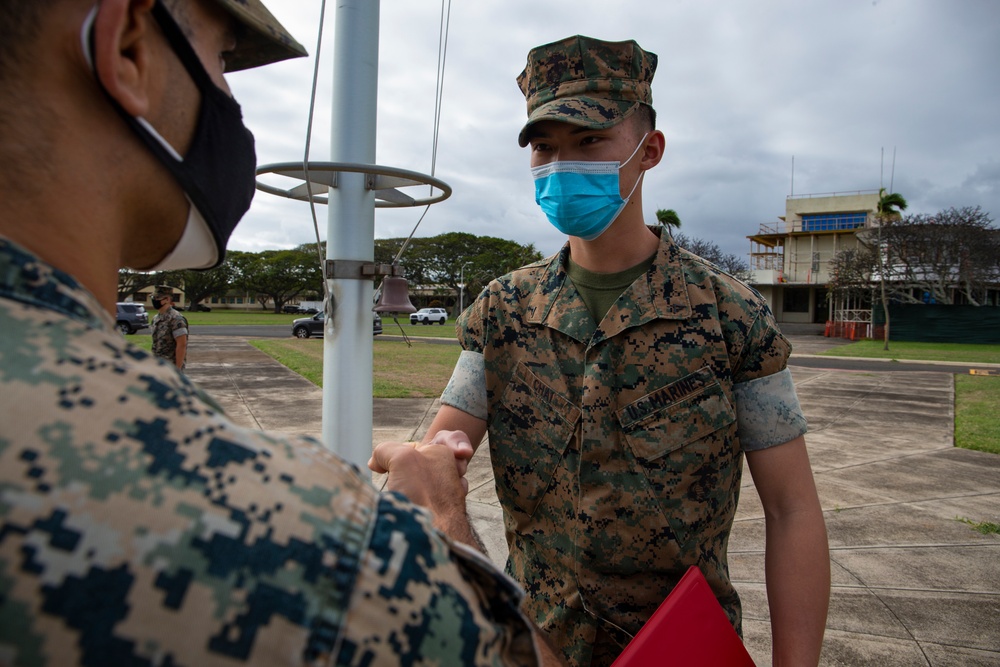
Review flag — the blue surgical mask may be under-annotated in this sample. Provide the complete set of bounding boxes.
[531,133,648,241]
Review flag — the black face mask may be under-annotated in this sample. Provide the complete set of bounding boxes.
[82,1,257,270]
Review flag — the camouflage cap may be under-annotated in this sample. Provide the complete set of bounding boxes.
[151,286,175,300]
[516,35,657,147]
[212,0,308,71]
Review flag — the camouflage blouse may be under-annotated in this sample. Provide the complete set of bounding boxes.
[0,238,538,666]
[451,226,805,666]
[151,306,188,368]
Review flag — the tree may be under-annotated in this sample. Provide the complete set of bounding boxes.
[230,248,321,313]
[652,207,750,280]
[374,233,543,306]
[157,260,236,311]
[877,188,908,218]
[117,269,159,302]
[673,232,751,282]
[873,189,909,348]
[833,205,999,344]
[861,206,999,306]
[826,245,879,324]
[656,208,681,231]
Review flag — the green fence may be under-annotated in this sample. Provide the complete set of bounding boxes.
[873,305,1000,344]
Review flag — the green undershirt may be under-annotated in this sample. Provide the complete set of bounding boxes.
[566,252,657,324]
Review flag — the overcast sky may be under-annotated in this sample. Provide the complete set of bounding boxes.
[227,0,1000,264]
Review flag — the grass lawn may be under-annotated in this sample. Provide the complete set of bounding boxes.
[377,317,457,339]
[954,374,1000,455]
[820,339,1000,364]
[183,310,302,326]
[250,338,461,398]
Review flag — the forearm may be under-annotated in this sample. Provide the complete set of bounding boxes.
[174,336,187,369]
[747,438,830,666]
[434,507,487,554]
[763,504,830,666]
[422,404,488,451]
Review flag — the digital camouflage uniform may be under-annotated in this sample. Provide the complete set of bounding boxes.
[445,227,806,666]
[0,238,539,666]
[152,304,189,369]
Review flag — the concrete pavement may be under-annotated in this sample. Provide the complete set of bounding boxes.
[184,335,1000,666]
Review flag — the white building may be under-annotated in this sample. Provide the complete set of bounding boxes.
[747,190,881,325]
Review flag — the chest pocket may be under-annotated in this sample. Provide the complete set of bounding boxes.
[616,367,738,549]
[489,362,580,526]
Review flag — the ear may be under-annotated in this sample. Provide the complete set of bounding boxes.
[639,130,666,170]
[91,0,157,117]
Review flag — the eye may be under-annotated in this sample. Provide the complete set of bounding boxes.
[530,141,552,153]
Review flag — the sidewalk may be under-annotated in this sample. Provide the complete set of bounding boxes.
[184,336,1000,666]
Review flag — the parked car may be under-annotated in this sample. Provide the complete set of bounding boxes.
[115,302,149,335]
[409,307,448,325]
[292,312,383,338]
[282,304,303,314]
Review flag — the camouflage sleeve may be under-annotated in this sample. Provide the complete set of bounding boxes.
[0,300,537,666]
[455,285,491,355]
[728,301,792,385]
[337,492,539,665]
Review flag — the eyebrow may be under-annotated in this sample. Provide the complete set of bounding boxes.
[526,125,599,141]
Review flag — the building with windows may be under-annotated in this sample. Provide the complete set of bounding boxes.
[747,190,881,325]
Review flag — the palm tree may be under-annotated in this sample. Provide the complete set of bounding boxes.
[656,208,681,233]
[877,188,908,218]
[874,189,908,350]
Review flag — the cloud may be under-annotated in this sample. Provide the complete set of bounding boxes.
[226,0,1000,262]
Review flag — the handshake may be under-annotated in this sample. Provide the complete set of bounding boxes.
[369,431,481,548]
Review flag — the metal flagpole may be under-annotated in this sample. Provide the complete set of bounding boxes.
[323,0,380,472]
[254,2,451,473]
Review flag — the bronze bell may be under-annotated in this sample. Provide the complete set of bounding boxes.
[373,276,417,314]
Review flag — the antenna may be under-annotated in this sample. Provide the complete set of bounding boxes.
[790,155,795,195]
[889,146,896,193]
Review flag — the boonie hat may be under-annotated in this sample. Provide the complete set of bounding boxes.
[516,35,657,147]
[211,0,307,71]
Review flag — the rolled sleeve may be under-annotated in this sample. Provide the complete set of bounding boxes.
[734,368,808,451]
[440,350,487,420]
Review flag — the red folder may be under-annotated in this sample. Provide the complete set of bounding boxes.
[611,566,756,666]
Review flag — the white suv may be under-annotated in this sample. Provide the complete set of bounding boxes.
[409,307,448,325]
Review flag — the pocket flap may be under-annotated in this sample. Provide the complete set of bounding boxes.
[617,368,736,461]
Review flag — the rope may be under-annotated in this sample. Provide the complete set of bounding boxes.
[297,0,452,279]
[392,0,452,266]
[303,0,330,306]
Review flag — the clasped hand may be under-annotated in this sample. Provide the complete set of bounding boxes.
[369,430,474,513]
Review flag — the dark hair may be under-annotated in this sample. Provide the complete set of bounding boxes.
[632,103,657,135]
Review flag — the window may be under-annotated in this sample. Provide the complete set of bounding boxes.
[783,287,810,313]
[801,212,867,232]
